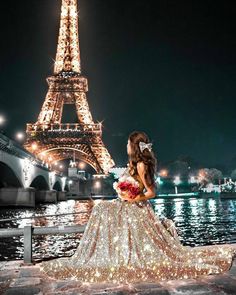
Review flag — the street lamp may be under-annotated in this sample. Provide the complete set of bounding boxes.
[15,132,25,141]
[0,115,6,133]
[0,115,5,125]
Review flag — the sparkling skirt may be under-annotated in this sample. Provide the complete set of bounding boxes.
[39,198,236,283]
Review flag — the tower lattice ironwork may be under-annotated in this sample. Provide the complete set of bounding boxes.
[24,0,115,174]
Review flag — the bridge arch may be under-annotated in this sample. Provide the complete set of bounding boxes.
[64,184,69,192]
[30,175,49,190]
[37,147,98,172]
[52,181,62,191]
[0,161,23,188]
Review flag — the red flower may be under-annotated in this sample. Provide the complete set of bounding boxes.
[130,186,140,196]
[117,181,141,199]
[117,181,132,191]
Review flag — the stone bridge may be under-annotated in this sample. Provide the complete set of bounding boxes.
[0,133,69,206]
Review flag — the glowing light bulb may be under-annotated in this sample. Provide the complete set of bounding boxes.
[16,132,24,140]
[0,115,5,125]
[31,143,38,150]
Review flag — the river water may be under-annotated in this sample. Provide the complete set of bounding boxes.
[0,195,236,261]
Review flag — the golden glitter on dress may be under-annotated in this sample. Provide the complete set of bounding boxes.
[39,166,236,283]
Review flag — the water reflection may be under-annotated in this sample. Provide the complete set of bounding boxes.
[151,196,236,247]
[0,200,94,261]
[0,196,236,260]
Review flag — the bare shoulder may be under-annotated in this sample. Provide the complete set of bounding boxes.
[137,161,156,193]
[137,161,147,173]
[136,162,148,182]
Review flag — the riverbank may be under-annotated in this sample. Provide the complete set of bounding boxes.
[1,244,236,295]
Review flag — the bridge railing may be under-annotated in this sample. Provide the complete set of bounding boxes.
[0,132,51,171]
[0,210,88,264]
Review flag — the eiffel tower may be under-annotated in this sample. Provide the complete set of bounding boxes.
[24,0,115,174]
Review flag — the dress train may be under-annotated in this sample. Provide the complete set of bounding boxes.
[39,197,236,283]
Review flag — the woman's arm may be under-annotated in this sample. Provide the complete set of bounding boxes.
[126,161,156,202]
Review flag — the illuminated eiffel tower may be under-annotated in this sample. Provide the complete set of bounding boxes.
[24,0,115,174]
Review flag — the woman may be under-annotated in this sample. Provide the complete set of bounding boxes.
[39,131,236,283]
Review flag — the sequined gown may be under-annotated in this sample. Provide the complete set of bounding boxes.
[39,167,236,283]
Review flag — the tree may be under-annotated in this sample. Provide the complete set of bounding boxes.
[208,168,223,183]
[198,168,222,185]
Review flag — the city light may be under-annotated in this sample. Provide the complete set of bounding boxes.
[0,115,5,126]
[159,169,168,177]
[94,180,101,188]
[79,162,85,169]
[31,143,38,151]
[16,132,24,141]
[174,176,181,186]
[173,176,181,194]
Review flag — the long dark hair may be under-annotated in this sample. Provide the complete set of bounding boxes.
[128,131,157,187]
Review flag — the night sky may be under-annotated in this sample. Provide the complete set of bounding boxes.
[0,0,236,171]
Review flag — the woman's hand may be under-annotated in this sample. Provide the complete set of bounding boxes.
[118,191,134,202]
[128,194,144,203]
[119,191,148,203]
[119,192,142,203]
[127,194,149,203]
[118,191,130,200]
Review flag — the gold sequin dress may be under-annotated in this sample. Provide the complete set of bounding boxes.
[39,167,236,283]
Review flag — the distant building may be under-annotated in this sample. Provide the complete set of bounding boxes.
[109,167,126,179]
[68,167,88,180]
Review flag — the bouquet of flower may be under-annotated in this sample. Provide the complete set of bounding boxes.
[113,175,141,199]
